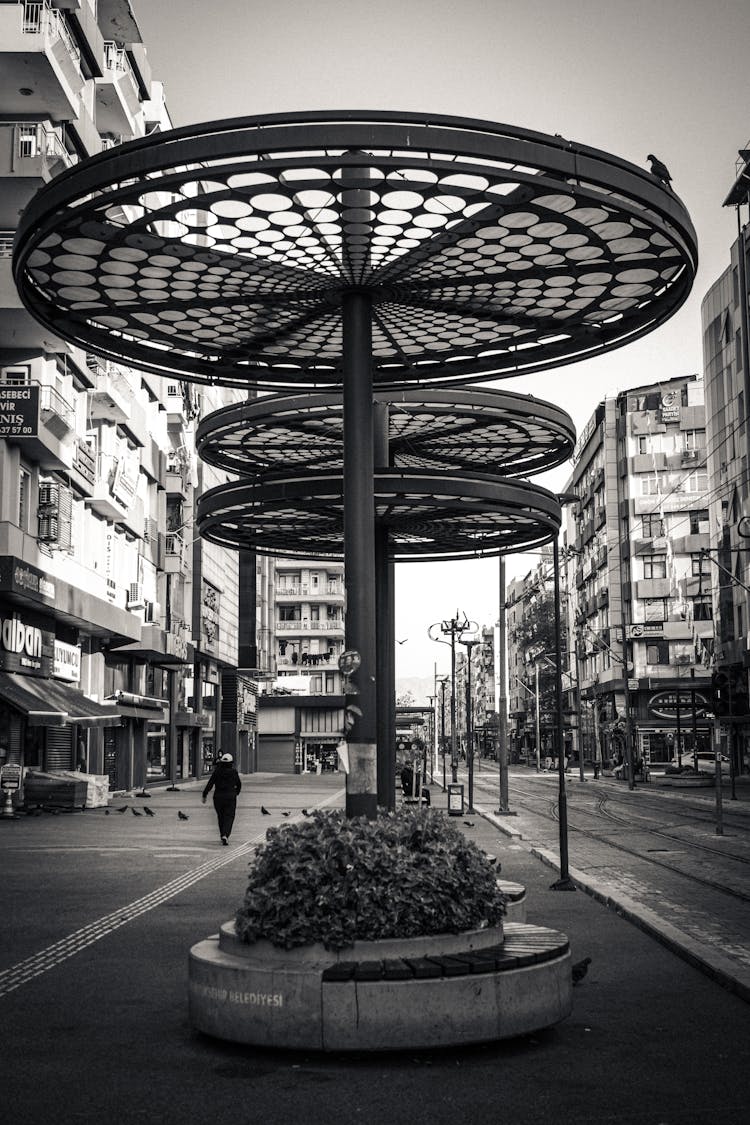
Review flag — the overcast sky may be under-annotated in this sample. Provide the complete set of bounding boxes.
[135,0,750,682]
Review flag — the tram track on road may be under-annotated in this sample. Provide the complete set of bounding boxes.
[486,776,750,906]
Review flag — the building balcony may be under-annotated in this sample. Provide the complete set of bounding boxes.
[141,438,166,488]
[0,2,85,118]
[671,532,710,554]
[276,619,344,634]
[68,435,96,496]
[275,584,344,600]
[164,532,189,574]
[87,365,132,425]
[0,120,77,186]
[277,652,337,670]
[165,463,191,499]
[95,40,143,138]
[84,451,129,522]
[119,495,144,540]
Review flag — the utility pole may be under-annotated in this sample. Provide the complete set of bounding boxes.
[429,611,471,783]
[497,557,511,814]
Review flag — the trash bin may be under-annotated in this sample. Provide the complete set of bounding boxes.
[447,783,464,816]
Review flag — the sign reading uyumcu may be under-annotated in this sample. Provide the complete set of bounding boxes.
[0,384,39,438]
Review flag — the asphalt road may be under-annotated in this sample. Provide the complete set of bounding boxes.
[1,772,749,1125]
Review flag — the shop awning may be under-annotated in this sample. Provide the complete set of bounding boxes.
[105,691,169,722]
[0,672,122,727]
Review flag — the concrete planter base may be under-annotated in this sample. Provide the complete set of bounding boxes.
[188,920,571,1051]
[659,774,715,788]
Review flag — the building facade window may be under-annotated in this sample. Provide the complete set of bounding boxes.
[646,641,669,664]
[641,474,660,496]
[641,513,664,538]
[683,429,705,451]
[689,509,709,534]
[643,555,667,579]
[691,553,711,577]
[643,598,668,622]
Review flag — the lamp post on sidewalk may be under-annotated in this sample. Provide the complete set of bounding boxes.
[437,676,449,791]
[458,630,479,813]
[429,611,470,783]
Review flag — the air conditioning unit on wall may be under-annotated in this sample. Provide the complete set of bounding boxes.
[127,582,144,609]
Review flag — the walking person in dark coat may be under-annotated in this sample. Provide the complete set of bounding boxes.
[202,753,242,844]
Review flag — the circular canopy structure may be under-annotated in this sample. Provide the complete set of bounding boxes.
[196,470,562,562]
[14,111,697,392]
[196,387,575,477]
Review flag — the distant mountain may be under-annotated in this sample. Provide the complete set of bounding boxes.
[395,676,437,707]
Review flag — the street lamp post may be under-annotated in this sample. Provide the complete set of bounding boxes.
[429,612,471,783]
[551,535,576,891]
[427,694,437,784]
[437,677,449,791]
[459,632,479,813]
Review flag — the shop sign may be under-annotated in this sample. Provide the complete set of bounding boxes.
[0,763,22,791]
[648,690,711,720]
[53,639,81,683]
[660,391,680,423]
[0,384,39,438]
[111,454,138,507]
[1,612,42,668]
[0,557,56,603]
[627,623,664,639]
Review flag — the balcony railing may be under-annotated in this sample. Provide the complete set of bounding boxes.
[2,121,77,173]
[40,382,74,433]
[23,1,82,71]
[276,619,344,631]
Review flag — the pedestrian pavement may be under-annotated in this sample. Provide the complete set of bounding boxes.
[432,766,750,1004]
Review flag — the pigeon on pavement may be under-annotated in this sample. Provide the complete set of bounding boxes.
[281,810,290,816]
[261,805,271,815]
[572,956,592,984]
[178,811,189,820]
[116,806,128,813]
[143,806,155,817]
[131,807,142,816]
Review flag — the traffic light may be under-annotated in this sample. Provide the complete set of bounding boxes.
[712,670,732,717]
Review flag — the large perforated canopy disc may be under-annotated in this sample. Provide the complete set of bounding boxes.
[196,387,575,477]
[196,471,561,561]
[13,112,697,392]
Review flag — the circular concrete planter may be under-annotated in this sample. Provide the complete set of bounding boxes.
[188,917,571,1051]
[659,774,715,788]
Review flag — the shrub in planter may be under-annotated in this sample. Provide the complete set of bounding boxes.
[235,807,507,951]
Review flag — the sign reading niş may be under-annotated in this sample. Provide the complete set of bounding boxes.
[0,384,39,438]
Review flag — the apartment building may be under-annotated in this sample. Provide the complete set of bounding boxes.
[559,375,714,769]
[0,1,253,792]
[699,146,750,769]
[256,559,346,773]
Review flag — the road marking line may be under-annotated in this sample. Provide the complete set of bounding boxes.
[0,833,262,998]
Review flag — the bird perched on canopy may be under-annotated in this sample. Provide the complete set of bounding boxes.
[647,154,672,188]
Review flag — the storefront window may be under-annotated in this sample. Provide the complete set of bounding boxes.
[146,725,167,778]
[201,737,214,775]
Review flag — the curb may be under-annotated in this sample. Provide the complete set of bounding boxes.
[473,802,750,1005]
